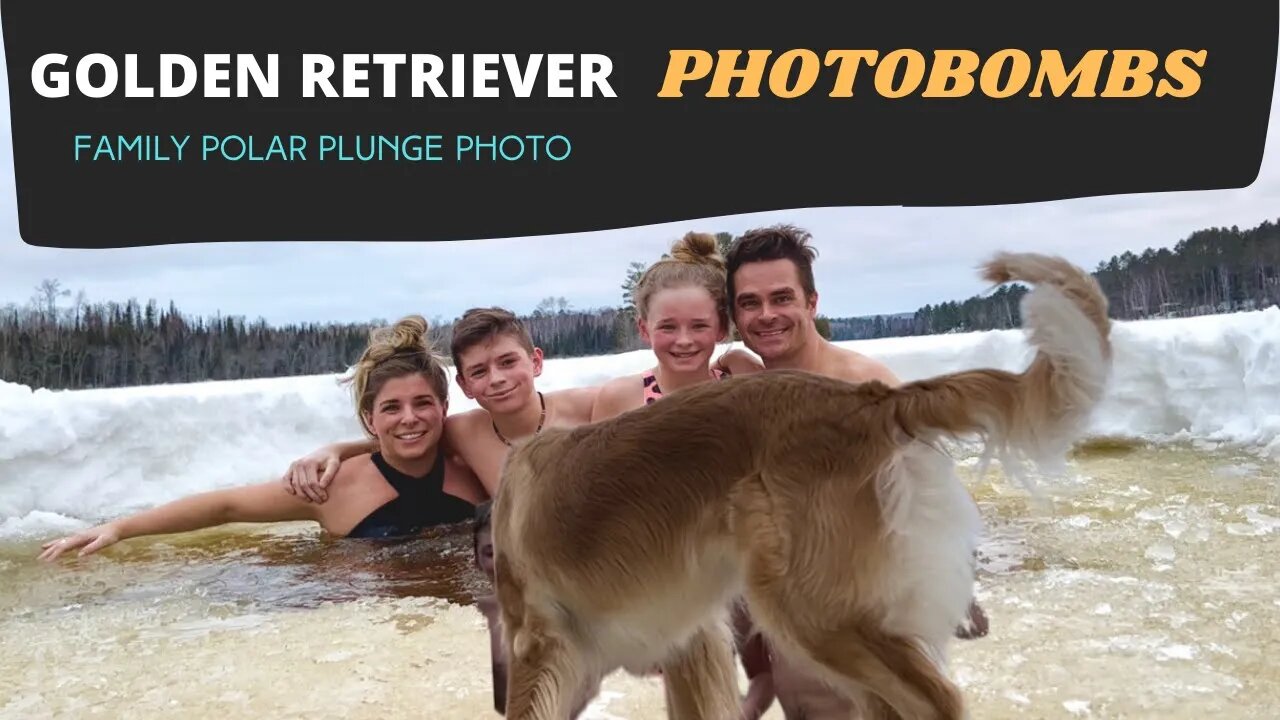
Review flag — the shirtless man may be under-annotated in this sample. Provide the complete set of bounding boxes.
[282,306,598,499]
[715,224,989,719]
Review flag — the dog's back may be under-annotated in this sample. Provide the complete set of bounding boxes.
[490,252,1111,720]
[490,373,968,717]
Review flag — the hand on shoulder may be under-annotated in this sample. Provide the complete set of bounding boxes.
[281,439,376,503]
[715,348,764,376]
[445,407,491,437]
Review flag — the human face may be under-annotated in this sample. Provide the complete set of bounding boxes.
[362,373,446,462]
[455,334,543,414]
[639,285,727,374]
[731,259,818,362]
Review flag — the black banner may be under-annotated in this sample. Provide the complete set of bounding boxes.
[3,3,1276,248]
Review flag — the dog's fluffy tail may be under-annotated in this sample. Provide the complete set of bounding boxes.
[888,251,1112,491]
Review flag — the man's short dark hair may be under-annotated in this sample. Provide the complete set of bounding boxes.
[725,224,819,303]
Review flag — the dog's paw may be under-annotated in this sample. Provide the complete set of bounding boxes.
[954,600,989,640]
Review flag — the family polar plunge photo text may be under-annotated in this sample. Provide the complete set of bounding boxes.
[72,133,574,163]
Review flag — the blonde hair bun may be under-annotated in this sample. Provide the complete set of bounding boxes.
[668,231,724,270]
[386,314,430,353]
[633,231,731,327]
[360,314,430,362]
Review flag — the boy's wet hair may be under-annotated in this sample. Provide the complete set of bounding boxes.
[725,224,820,304]
[450,307,536,368]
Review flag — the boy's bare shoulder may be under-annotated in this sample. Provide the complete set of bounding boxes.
[589,374,642,422]
[447,408,492,435]
[549,384,603,423]
[443,409,495,466]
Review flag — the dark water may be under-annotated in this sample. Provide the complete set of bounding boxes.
[0,519,488,618]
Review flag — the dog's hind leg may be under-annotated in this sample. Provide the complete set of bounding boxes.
[659,617,741,720]
[730,481,966,719]
[774,622,965,720]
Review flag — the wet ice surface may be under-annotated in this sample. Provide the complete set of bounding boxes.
[2,441,1278,719]
[955,440,1280,718]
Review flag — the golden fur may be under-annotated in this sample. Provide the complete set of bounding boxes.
[490,252,1112,719]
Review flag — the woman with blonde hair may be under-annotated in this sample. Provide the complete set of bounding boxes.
[39,315,485,561]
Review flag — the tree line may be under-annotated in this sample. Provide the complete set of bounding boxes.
[3,218,1276,391]
[0,292,375,390]
[905,219,1280,336]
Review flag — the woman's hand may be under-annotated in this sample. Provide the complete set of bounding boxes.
[38,523,123,561]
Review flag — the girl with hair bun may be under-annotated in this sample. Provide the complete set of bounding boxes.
[39,315,486,561]
[591,231,757,421]
[587,233,771,707]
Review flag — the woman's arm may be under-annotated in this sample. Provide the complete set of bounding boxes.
[39,481,320,561]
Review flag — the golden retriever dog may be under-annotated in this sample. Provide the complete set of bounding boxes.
[490,252,1111,720]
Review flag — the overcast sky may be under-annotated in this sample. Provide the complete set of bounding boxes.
[2,42,1278,325]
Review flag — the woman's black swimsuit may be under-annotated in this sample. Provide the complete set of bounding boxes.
[346,450,475,539]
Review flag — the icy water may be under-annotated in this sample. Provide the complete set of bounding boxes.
[2,442,1277,719]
